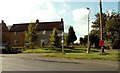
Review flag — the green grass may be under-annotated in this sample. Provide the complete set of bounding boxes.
[22,48,60,53]
[22,48,119,61]
[43,52,119,61]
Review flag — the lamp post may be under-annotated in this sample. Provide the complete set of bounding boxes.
[87,7,91,53]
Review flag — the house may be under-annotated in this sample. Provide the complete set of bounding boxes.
[0,20,10,46]
[9,18,64,47]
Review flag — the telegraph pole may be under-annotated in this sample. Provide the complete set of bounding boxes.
[99,0,104,53]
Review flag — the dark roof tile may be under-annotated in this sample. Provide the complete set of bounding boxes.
[10,21,64,32]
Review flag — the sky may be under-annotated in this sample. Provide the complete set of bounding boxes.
[0,0,119,43]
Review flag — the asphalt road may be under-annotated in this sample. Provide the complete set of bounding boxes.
[1,54,118,71]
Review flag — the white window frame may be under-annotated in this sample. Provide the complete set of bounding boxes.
[14,32,19,36]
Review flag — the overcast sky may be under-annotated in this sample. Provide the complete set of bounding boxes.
[0,0,119,43]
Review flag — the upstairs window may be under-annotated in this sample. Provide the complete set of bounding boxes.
[14,40,19,45]
[14,32,19,36]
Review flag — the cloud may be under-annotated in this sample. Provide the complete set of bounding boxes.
[72,8,91,36]
[62,3,70,8]
[73,20,94,43]
[72,8,89,23]
[72,8,93,43]
[58,9,66,15]
[32,1,60,21]
[0,0,60,25]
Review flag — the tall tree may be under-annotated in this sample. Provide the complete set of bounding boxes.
[105,11,120,49]
[92,13,107,38]
[26,22,38,48]
[89,31,100,48]
[66,26,77,45]
[92,11,120,49]
[49,28,61,47]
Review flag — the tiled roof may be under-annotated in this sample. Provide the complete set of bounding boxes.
[10,20,64,32]
[10,23,29,32]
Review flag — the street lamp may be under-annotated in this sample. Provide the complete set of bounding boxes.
[86,7,91,53]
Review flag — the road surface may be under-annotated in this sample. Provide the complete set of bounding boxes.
[1,54,118,71]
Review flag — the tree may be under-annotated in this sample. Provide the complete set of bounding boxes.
[82,33,99,48]
[92,13,107,38]
[63,33,68,45]
[79,37,84,44]
[89,31,100,48]
[49,28,61,47]
[82,35,88,47]
[66,26,77,45]
[92,11,120,49]
[26,22,38,48]
[105,11,120,49]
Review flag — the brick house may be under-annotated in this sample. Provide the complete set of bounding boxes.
[0,20,10,46]
[9,18,64,47]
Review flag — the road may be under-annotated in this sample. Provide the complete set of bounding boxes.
[1,54,118,71]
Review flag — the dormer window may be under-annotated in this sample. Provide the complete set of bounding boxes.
[14,32,19,36]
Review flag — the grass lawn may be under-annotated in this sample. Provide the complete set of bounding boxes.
[22,48,119,61]
[22,48,60,53]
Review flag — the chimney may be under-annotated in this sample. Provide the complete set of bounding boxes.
[36,19,39,23]
[61,18,63,22]
[1,20,4,24]
[61,18,64,32]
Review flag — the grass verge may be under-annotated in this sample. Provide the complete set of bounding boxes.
[22,48,60,53]
[22,48,119,61]
[43,52,119,61]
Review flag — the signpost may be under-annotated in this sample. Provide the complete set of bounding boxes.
[61,32,64,54]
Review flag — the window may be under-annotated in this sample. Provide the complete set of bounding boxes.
[42,30,46,34]
[14,40,19,45]
[24,40,30,45]
[24,31,28,33]
[14,32,19,36]
[41,39,48,44]
[58,33,62,36]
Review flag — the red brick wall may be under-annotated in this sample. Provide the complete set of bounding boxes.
[9,32,25,47]
[2,23,9,45]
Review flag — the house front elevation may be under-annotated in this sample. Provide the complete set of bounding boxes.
[9,18,64,47]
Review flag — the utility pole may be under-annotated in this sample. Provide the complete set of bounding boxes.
[99,0,104,53]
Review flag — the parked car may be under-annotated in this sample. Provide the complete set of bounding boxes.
[0,45,12,54]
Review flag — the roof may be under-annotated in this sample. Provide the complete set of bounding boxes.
[0,21,9,32]
[10,23,29,32]
[10,20,64,32]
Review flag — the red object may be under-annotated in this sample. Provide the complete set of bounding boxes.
[99,40,104,47]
